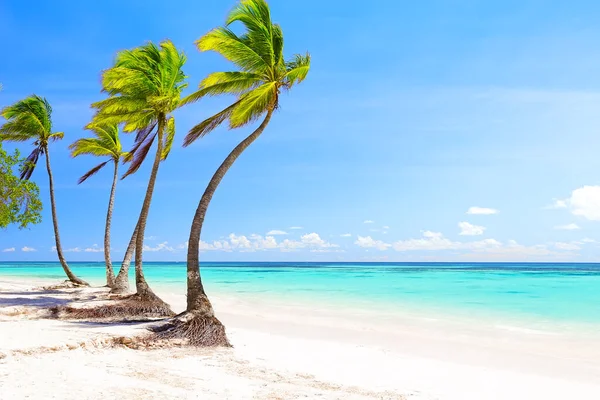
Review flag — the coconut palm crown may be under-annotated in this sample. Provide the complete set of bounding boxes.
[0,96,64,180]
[91,40,186,178]
[69,123,124,183]
[181,0,310,144]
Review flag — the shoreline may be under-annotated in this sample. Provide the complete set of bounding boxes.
[1,276,600,399]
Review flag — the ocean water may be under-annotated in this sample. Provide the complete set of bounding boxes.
[1,262,600,331]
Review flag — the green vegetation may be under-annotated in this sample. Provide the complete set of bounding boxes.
[0,0,309,346]
[88,39,187,312]
[0,96,88,286]
[0,144,42,229]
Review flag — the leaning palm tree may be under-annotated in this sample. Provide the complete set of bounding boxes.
[0,96,88,286]
[91,40,186,308]
[69,123,126,288]
[154,0,310,345]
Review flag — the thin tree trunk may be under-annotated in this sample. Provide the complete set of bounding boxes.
[103,160,118,288]
[44,147,88,286]
[186,109,274,314]
[111,221,137,293]
[133,116,166,299]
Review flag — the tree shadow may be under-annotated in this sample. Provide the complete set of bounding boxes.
[0,296,72,308]
[0,290,63,296]
[65,319,162,328]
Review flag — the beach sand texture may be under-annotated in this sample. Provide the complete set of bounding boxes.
[1,277,600,400]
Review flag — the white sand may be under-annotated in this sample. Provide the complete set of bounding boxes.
[1,277,600,400]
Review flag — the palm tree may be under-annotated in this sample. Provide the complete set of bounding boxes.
[0,96,88,286]
[157,0,310,345]
[92,40,186,305]
[69,123,125,288]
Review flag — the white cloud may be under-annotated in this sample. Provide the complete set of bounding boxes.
[279,239,305,252]
[388,231,578,260]
[228,234,252,249]
[554,242,581,251]
[146,236,158,241]
[300,233,338,248]
[340,233,352,237]
[65,247,82,253]
[554,223,580,230]
[422,231,443,239]
[458,221,486,236]
[392,232,501,252]
[580,238,596,243]
[194,232,340,253]
[84,245,103,253]
[143,242,175,252]
[2,248,15,252]
[355,236,391,251]
[289,226,303,230]
[569,186,600,221]
[544,199,568,209]
[382,226,390,229]
[266,230,288,236]
[21,246,36,252]
[463,240,561,260]
[364,220,374,224]
[466,207,498,215]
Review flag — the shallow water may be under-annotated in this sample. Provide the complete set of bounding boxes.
[2,262,600,332]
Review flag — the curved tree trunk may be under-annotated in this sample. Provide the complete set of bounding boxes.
[44,147,88,286]
[111,221,138,294]
[133,116,166,300]
[186,109,273,314]
[103,160,119,288]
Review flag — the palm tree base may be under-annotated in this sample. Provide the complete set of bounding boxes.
[148,311,231,347]
[51,292,174,321]
[70,277,90,287]
[42,279,89,290]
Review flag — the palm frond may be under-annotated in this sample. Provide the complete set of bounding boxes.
[0,122,38,141]
[78,160,110,184]
[92,39,187,147]
[284,53,311,88]
[69,138,115,158]
[183,101,241,147]
[229,82,277,127]
[48,132,64,142]
[182,72,262,105]
[19,147,42,180]
[197,27,268,73]
[161,117,175,160]
[134,121,158,144]
[121,131,157,179]
[70,122,123,160]
[122,124,156,163]
[0,95,54,143]
[226,0,275,67]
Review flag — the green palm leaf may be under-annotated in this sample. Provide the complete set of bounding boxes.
[92,40,187,174]
[69,122,124,184]
[185,0,311,143]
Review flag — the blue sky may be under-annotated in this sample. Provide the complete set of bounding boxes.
[2,0,600,262]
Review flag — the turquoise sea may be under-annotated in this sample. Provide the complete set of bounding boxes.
[1,262,599,331]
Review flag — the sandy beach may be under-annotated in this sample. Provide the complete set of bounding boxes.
[1,276,600,400]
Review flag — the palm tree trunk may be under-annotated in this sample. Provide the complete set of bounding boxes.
[133,116,166,299]
[111,221,137,294]
[103,160,118,288]
[186,109,273,314]
[44,147,88,286]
